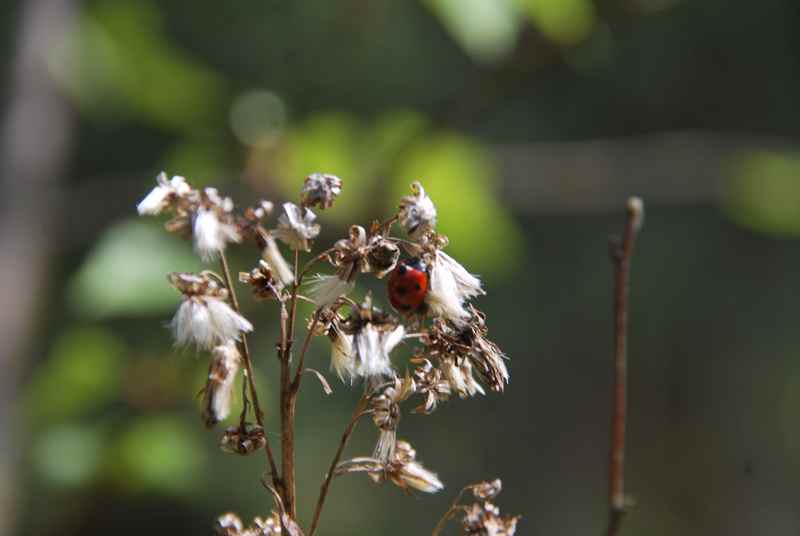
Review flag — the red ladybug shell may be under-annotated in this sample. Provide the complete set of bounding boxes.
[388,258,429,314]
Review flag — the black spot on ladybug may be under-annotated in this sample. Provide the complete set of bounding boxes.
[395,286,408,295]
[399,304,411,310]
[414,283,421,291]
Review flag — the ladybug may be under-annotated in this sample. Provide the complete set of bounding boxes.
[388,258,429,315]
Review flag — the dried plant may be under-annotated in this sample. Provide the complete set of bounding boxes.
[136,172,518,534]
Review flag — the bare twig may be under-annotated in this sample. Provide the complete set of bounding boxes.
[219,253,281,491]
[308,398,371,536]
[605,197,643,536]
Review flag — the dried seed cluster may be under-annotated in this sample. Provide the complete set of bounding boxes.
[135,170,514,533]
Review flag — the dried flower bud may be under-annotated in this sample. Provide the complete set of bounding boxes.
[274,202,320,251]
[463,307,509,393]
[366,236,400,278]
[462,500,520,536]
[215,513,244,536]
[472,478,503,500]
[240,260,283,299]
[398,181,437,239]
[301,173,342,209]
[137,172,192,216]
[370,376,415,462]
[169,272,253,349]
[336,440,443,494]
[202,341,242,428]
[220,424,267,455]
[411,358,451,414]
[215,512,282,536]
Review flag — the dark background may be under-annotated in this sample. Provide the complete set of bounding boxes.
[2,0,800,535]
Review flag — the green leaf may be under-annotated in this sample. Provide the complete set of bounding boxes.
[24,327,125,423]
[68,220,201,318]
[722,151,800,236]
[422,0,522,63]
[110,416,206,494]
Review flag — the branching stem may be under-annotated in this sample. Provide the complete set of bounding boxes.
[218,252,281,489]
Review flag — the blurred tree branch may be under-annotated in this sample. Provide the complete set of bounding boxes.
[0,0,76,532]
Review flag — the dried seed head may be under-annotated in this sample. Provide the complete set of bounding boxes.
[441,357,484,398]
[366,236,400,278]
[462,500,519,536]
[274,202,320,251]
[192,188,242,261]
[336,439,443,494]
[472,478,503,500]
[411,357,451,414]
[301,172,342,209]
[426,250,483,325]
[462,307,509,392]
[240,260,283,299]
[398,181,437,239]
[137,172,193,216]
[387,440,444,493]
[370,375,415,461]
[220,424,267,455]
[215,512,282,536]
[202,341,242,428]
[168,273,253,349]
[259,231,295,286]
[215,513,244,536]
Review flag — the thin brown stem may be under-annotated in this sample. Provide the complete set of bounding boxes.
[280,248,301,519]
[218,252,281,488]
[308,398,370,536]
[605,197,643,536]
[432,486,472,536]
[291,314,319,391]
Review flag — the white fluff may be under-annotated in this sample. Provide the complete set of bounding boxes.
[330,330,355,382]
[425,251,483,324]
[307,274,353,308]
[137,183,171,215]
[204,342,241,426]
[437,251,483,299]
[172,297,253,349]
[193,207,240,261]
[442,358,484,398]
[136,173,191,215]
[353,324,405,379]
[261,235,295,285]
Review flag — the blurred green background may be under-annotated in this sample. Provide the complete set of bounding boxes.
[3,0,800,534]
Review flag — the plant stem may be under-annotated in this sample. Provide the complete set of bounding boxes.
[308,398,370,536]
[605,197,643,536]
[291,314,319,390]
[218,252,281,488]
[431,486,471,536]
[280,249,301,519]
